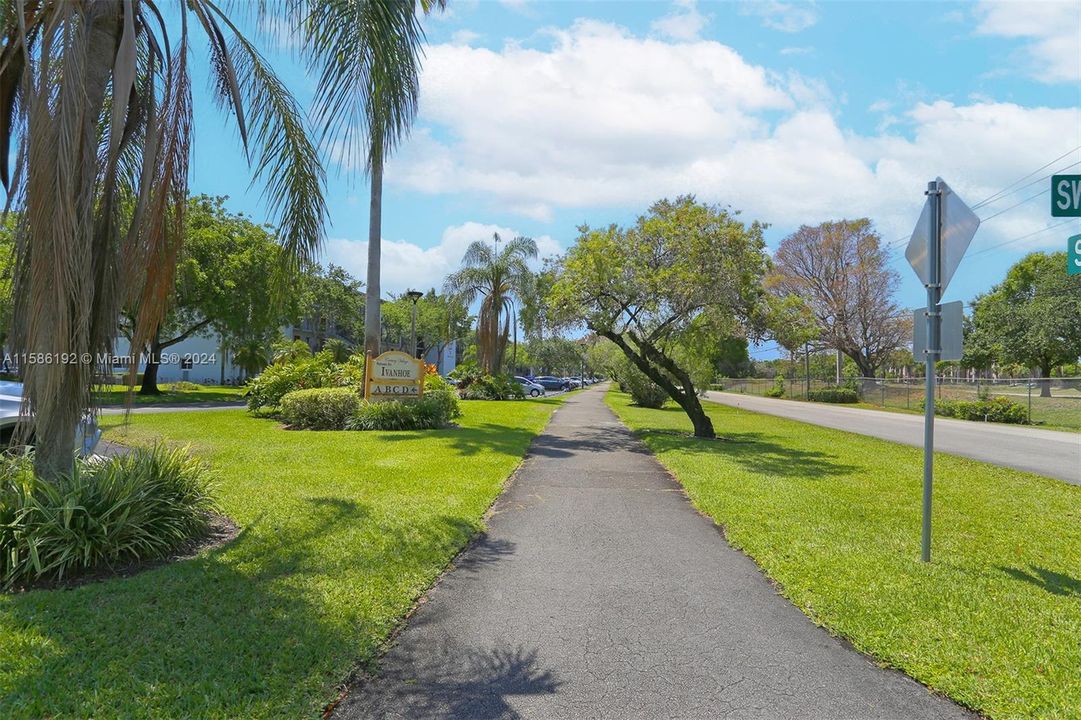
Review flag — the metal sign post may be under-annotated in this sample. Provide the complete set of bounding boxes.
[905,177,980,563]
[921,180,942,563]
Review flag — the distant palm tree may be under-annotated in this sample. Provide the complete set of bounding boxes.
[322,337,351,363]
[231,339,271,381]
[445,234,538,374]
[0,0,436,478]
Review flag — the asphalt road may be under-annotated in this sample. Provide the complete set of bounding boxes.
[333,386,971,719]
[705,391,1081,485]
[99,402,245,415]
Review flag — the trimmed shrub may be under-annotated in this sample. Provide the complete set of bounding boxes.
[280,387,362,429]
[764,375,785,398]
[246,357,333,409]
[0,446,216,590]
[930,396,1028,424]
[423,374,463,421]
[347,393,457,431]
[807,387,859,403]
[458,374,525,400]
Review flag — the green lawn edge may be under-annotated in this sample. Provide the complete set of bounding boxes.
[606,389,1080,719]
[0,396,565,718]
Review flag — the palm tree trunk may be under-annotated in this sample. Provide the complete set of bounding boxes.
[364,138,384,359]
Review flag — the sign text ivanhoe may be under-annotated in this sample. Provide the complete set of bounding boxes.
[364,351,424,400]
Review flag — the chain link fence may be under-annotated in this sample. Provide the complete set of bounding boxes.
[712,376,1081,430]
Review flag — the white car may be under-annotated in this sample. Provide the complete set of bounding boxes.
[0,381,101,455]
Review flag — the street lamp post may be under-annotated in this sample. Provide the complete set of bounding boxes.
[406,290,423,359]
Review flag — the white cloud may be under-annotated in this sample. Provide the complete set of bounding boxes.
[449,29,481,46]
[779,46,814,56]
[741,1,818,33]
[975,0,1081,83]
[323,222,561,296]
[651,0,710,41]
[382,18,1079,257]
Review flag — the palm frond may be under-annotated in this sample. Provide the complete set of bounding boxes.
[206,2,325,273]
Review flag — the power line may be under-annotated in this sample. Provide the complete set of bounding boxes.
[971,159,1081,211]
[977,187,1049,223]
[967,219,1078,258]
[970,145,1081,209]
[883,147,1081,251]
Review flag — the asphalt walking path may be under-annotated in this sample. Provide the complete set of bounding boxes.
[704,391,1080,485]
[334,385,971,719]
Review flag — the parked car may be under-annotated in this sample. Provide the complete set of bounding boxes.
[0,380,101,455]
[563,377,582,389]
[533,376,570,391]
[514,376,545,397]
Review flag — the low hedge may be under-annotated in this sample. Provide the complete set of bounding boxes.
[348,391,460,431]
[931,396,1028,424]
[280,387,361,430]
[280,378,461,431]
[807,387,859,403]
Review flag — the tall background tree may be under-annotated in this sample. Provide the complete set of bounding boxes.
[445,233,538,375]
[298,263,366,346]
[551,196,769,438]
[966,251,1081,396]
[767,219,908,378]
[124,196,292,394]
[0,1,435,477]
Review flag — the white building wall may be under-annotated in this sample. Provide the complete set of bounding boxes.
[112,332,239,385]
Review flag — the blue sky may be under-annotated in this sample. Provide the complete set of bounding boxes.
[186,0,1081,337]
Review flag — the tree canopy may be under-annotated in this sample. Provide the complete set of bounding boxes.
[767,219,908,377]
[122,196,293,393]
[966,251,1081,395]
[551,196,769,438]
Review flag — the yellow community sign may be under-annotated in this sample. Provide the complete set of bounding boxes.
[365,350,425,400]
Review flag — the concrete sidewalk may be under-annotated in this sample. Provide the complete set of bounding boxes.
[334,386,972,719]
[705,390,1079,485]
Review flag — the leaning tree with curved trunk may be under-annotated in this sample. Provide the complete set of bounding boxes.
[444,233,538,375]
[551,196,769,439]
[0,0,437,478]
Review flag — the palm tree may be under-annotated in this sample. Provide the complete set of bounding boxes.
[444,234,538,375]
[347,1,442,360]
[0,1,436,478]
[322,337,351,363]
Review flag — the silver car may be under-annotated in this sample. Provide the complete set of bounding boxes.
[0,381,101,455]
[514,376,546,398]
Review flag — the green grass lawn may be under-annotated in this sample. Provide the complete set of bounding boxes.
[0,398,562,718]
[607,390,1080,719]
[98,383,246,406]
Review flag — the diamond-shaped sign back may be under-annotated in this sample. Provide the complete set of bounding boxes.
[905,178,980,295]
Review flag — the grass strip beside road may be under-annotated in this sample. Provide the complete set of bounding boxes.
[98,383,246,406]
[607,390,1080,719]
[0,398,562,718]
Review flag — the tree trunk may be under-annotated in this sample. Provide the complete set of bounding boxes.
[600,329,715,439]
[364,139,384,359]
[139,334,163,395]
[1039,363,1052,398]
[28,5,118,481]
